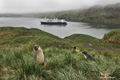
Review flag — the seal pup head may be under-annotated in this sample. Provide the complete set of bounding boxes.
[34,45,41,51]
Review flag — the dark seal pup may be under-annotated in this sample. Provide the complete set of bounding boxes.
[82,51,97,62]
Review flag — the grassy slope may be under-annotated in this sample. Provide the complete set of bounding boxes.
[103,30,120,41]
[0,27,71,49]
[64,33,120,49]
[64,33,120,80]
[0,27,120,80]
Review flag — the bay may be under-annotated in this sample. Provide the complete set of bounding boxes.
[0,17,120,39]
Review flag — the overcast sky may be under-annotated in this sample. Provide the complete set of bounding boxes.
[0,0,120,13]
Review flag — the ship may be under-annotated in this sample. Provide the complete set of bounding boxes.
[41,18,67,25]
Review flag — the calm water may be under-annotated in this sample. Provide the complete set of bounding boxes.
[0,17,120,39]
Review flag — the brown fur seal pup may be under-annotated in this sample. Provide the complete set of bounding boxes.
[33,45,44,64]
[72,46,77,53]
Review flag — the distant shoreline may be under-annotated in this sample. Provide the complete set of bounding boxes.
[0,16,120,25]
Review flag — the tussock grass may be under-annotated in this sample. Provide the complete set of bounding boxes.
[0,27,120,80]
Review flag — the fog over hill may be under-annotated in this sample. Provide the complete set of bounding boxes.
[41,3,120,24]
[0,0,120,13]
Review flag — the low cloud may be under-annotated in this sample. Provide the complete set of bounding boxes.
[0,0,120,13]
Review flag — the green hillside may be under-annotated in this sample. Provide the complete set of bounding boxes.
[46,3,120,24]
[103,30,120,41]
[0,27,71,49]
[0,27,120,80]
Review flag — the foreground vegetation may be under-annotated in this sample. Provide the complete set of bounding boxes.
[0,27,120,80]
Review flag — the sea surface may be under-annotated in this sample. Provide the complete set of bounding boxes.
[0,17,120,39]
